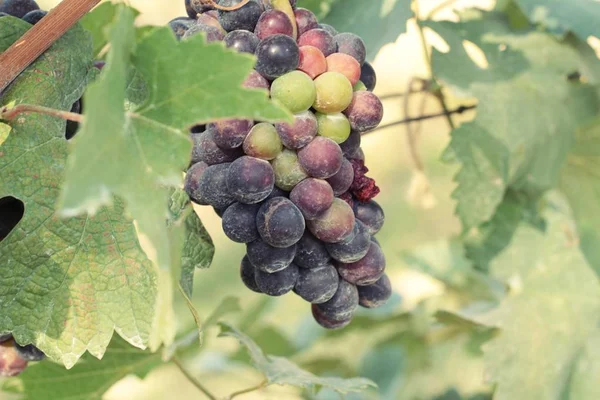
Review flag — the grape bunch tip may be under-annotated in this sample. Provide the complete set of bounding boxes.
[179,0,390,330]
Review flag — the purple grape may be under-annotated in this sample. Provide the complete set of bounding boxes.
[312,304,352,329]
[243,70,271,90]
[318,23,338,36]
[256,197,305,248]
[227,156,275,204]
[255,34,300,80]
[275,111,318,150]
[354,200,385,235]
[334,33,367,65]
[255,263,300,296]
[185,162,210,205]
[344,91,384,132]
[294,8,318,36]
[170,17,195,40]
[358,274,392,308]
[21,9,46,24]
[326,158,354,195]
[307,198,355,243]
[183,23,225,42]
[218,0,263,32]
[314,279,358,322]
[290,178,334,220]
[326,221,370,263]
[360,62,377,91]
[224,29,260,53]
[241,256,262,293]
[222,202,260,243]
[0,333,11,343]
[298,29,337,57]
[192,129,242,165]
[186,0,214,18]
[210,119,253,149]
[294,232,331,269]
[294,263,339,304]
[298,137,343,179]
[214,205,230,218]
[187,163,235,209]
[336,241,385,286]
[254,9,293,39]
[197,13,227,34]
[14,343,45,362]
[247,240,296,273]
[340,130,361,158]
[265,187,289,200]
[0,0,39,18]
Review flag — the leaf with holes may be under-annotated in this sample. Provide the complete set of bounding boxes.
[0,17,158,368]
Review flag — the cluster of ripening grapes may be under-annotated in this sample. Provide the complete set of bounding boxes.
[177,0,392,329]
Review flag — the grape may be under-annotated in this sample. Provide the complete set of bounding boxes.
[326,158,354,195]
[227,156,275,204]
[205,10,220,19]
[297,45,327,80]
[307,198,355,243]
[65,99,82,140]
[326,220,370,263]
[186,0,213,18]
[339,130,361,158]
[298,29,337,57]
[169,17,195,39]
[0,0,39,18]
[222,202,260,243]
[326,53,361,86]
[314,279,358,322]
[243,123,283,160]
[183,23,225,42]
[312,304,351,329]
[197,13,226,34]
[256,197,305,248]
[265,186,289,200]
[290,178,334,220]
[351,147,365,162]
[353,81,367,92]
[360,62,377,91]
[333,33,367,65]
[185,162,210,205]
[255,34,300,80]
[191,129,242,165]
[298,137,343,179]
[0,333,11,343]
[294,8,318,36]
[247,240,296,273]
[344,91,384,132]
[187,163,235,208]
[336,241,385,286]
[214,204,230,218]
[14,343,45,362]
[275,110,318,150]
[0,340,29,377]
[316,112,351,144]
[21,9,45,24]
[313,72,353,114]
[271,149,308,190]
[270,71,316,113]
[318,23,338,36]
[243,70,270,90]
[210,119,253,149]
[354,200,385,235]
[255,263,299,296]
[224,29,259,53]
[218,0,263,31]
[294,231,331,269]
[191,124,205,134]
[358,274,392,308]
[241,256,262,293]
[294,263,339,304]
[254,9,293,39]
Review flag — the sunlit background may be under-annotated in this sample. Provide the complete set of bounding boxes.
[8,0,497,398]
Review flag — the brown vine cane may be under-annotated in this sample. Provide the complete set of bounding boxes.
[199,0,251,12]
[0,0,101,94]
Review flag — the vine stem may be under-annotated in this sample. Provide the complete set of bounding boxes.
[0,103,83,122]
[226,379,269,400]
[0,0,102,93]
[173,357,218,400]
[201,0,251,11]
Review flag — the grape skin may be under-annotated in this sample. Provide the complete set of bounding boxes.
[218,0,263,32]
[256,197,305,248]
[189,163,235,209]
[326,53,361,86]
[210,119,253,149]
[314,279,358,322]
[185,162,210,205]
[247,240,296,273]
[222,202,260,243]
[290,178,334,220]
[298,137,343,179]
[22,9,46,24]
[275,111,318,150]
[0,340,29,377]
[192,129,242,165]
[318,23,338,36]
[255,263,300,296]
[326,158,354,196]
[255,34,300,80]
[354,200,385,235]
[241,256,262,293]
[294,8,318,36]
[254,9,293,39]
[271,149,308,191]
[224,29,260,53]
[307,198,355,243]
[270,71,316,114]
[14,343,45,362]
[336,241,386,286]
[344,91,384,133]
[0,0,39,18]
[312,304,352,329]
[183,23,225,42]
[243,70,270,90]
[339,130,361,158]
[227,156,275,204]
[358,274,392,308]
[316,112,351,144]
[294,232,331,269]
[313,72,354,114]
[298,28,337,57]
[326,220,371,263]
[333,33,367,65]
[297,45,327,80]
[360,62,377,91]
[243,123,283,160]
[294,263,339,304]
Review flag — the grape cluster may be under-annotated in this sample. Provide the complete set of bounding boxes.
[179,0,391,329]
[0,333,45,377]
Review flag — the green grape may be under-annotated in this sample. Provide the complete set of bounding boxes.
[271,149,308,190]
[353,80,367,91]
[316,112,351,144]
[271,71,316,113]
[313,72,353,113]
[243,123,283,160]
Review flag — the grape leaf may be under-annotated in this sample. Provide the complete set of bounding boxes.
[567,330,600,400]
[300,0,340,19]
[80,2,122,57]
[513,0,600,40]
[427,11,600,229]
[2,337,161,400]
[477,199,600,400]
[59,7,290,272]
[0,19,157,368]
[218,323,377,394]
[0,122,10,146]
[320,0,412,61]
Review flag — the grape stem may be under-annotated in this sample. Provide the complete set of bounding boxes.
[0,104,83,123]
[366,104,476,134]
[200,0,251,11]
[0,0,102,93]
[226,379,269,400]
[173,357,218,400]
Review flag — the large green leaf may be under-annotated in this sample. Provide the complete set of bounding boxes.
[427,11,600,229]
[218,323,377,394]
[478,200,600,399]
[80,2,121,57]
[321,0,412,61]
[2,337,161,400]
[0,18,157,368]
[567,330,600,400]
[299,0,339,19]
